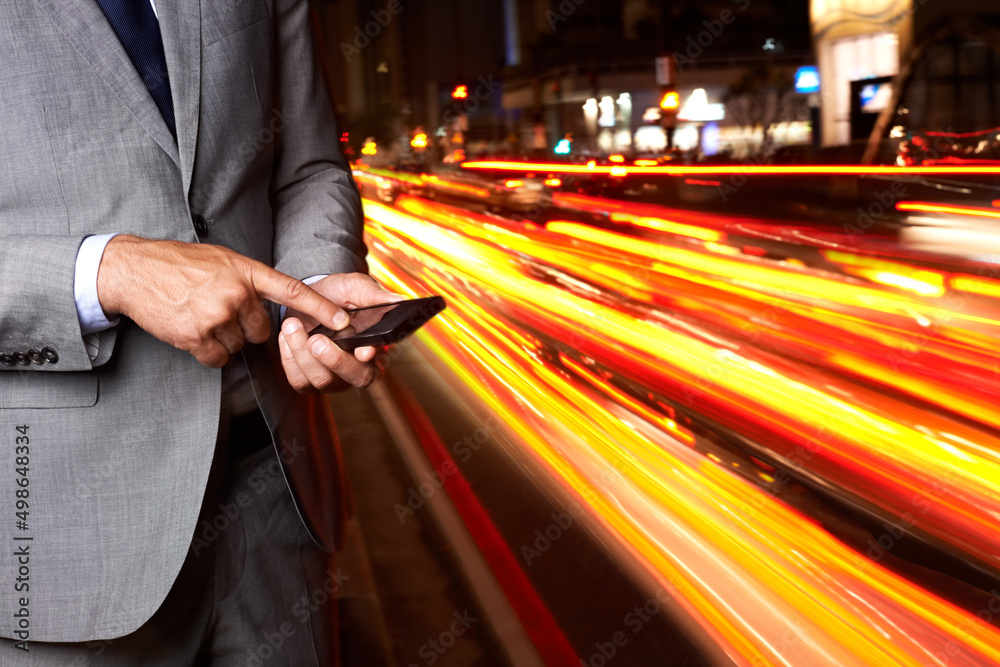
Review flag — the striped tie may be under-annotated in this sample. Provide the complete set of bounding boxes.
[94,0,176,138]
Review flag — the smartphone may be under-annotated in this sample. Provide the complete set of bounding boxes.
[308,296,447,351]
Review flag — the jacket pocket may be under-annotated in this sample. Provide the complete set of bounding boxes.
[203,0,271,46]
[0,372,97,409]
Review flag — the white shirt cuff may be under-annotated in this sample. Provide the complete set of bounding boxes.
[75,234,121,335]
[280,275,328,320]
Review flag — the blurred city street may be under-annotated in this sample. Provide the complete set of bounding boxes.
[315,0,1000,665]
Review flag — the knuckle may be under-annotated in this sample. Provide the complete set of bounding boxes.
[321,349,345,372]
[313,372,336,390]
[353,368,376,388]
[281,328,303,351]
[231,255,257,277]
[247,328,269,345]
[205,304,234,329]
[217,328,242,347]
[248,307,271,330]
[245,314,271,344]
[230,285,254,309]
[283,279,308,303]
[283,364,304,386]
[196,346,228,368]
[180,332,207,354]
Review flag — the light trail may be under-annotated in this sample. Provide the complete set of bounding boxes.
[419,173,492,198]
[358,193,1000,665]
[897,201,1000,221]
[461,160,1000,177]
[374,197,1000,568]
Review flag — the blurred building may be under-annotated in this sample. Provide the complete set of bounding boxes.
[501,0,815,158]
[314,0,506,159]
[810,0,1000,149]
[311,0,1000,163]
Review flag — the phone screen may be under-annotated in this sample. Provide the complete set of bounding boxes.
[330,302,403,340]
[308,296,446,350]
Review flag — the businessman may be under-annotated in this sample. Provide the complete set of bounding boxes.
[0,0,387,663]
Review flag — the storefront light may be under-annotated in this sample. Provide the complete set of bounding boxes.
[598,96,616,128]
[583,98,599,127]
[678,89,725,122]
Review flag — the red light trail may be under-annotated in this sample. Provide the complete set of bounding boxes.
[461,160,1000,176]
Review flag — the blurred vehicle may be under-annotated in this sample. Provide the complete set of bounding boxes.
[866,17,1000,167]
[417,167,553,215]
[351,165,429,204]
[852,19,1000,259]
[352,163,554,215]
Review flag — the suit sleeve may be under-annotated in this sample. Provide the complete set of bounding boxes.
[269,0,367,282]
[0,235,103,371]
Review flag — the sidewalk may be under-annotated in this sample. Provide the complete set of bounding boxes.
[330,386,507,667]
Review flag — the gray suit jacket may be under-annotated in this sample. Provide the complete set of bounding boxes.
[0,0,365,641]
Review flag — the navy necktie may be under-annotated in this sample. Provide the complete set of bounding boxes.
[95,0,176,138]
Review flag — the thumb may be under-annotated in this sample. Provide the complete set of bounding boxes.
[341,275,408,309]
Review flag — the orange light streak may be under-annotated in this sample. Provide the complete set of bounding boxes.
[822,250,948,297]
[354,166,425,187]
[951,274,1000,298]
[419,174,491,198]
[607,212,724,242]
[559,353,696,446]
[462,161,1000,176]
[896,201,1000,220]
[855,269,947,296]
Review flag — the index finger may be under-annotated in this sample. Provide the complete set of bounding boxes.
[249,263,350,331]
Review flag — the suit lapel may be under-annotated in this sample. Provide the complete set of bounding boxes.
[157,0,203,200]
[34,0,180,168]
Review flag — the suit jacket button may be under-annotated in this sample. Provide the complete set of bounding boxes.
[42,347,59,364]
[27,349,44,365]
[0,354,14,366]
[14,352,29,366]
[193,213,209,238]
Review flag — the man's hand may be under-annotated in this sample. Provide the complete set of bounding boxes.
[97,235,351,368]
[279,273,406,392]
